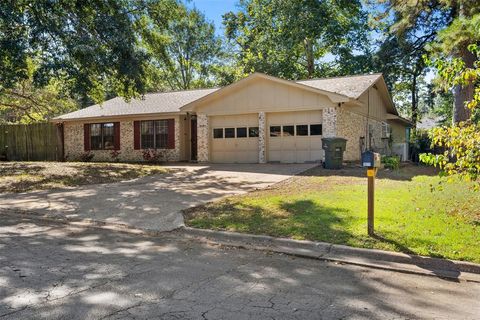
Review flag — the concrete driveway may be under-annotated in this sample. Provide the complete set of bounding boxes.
[0,163,315,232]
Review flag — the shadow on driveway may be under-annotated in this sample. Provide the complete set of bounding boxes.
[0,164,316,232]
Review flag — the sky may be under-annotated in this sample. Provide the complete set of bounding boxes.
[187,0,238,35]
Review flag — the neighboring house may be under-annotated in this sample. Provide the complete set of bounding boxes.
[53,73,411,163]
[417,116,443,130]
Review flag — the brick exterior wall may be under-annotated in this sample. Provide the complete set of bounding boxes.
[336,108,384,161]
[63,118,181,162]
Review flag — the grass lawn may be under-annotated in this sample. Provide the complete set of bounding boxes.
[185,165,480,263]
[0,161,166,193]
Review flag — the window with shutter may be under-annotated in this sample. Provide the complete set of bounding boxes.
[138,119,175,149]
[87,122,117,150]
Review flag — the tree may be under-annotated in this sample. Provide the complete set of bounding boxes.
[374,0,480,123]
[223,0,367,80]
[0,0,150,107]
[374,33,430,129]
[420,44,480,187]
[139,4,224,90]
[0,59,77,123]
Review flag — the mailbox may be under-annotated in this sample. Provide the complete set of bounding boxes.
[361,151,381,168]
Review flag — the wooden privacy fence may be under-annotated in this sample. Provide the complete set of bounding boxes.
[0,123,63,161]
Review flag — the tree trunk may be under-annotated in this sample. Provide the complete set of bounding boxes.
[452,5,475,123]
[411,74,418,131]
[304,38,314,78]
[452,46,475,123]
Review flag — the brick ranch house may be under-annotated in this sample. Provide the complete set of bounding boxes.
[53,73,411,163]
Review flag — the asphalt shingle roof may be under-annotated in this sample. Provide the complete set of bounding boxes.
[54,88,219,120]
[296,73,382,99]
[55,73,382,120]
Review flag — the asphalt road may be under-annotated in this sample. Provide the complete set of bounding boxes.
[1,214,479,320]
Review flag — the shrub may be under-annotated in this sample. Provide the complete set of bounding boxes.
[142,149,165,163]
[110,150,121,162]
[79,151,94,162]
[382,155,400,170]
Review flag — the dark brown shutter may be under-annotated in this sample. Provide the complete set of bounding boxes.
[83,124,90,151]
[114,122,120,150]
[167,118,175,149]
[133,121,141,150]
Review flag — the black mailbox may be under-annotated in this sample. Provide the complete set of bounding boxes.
[361,151,381,168]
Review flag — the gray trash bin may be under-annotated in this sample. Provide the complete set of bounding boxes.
[322,137,347,169]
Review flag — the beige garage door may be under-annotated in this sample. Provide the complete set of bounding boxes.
[267,111,323,163]
[210,114,259,163]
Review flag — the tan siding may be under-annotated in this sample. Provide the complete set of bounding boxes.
[194,78,335,116]
[351,87,388,121]
[390,122,406,143]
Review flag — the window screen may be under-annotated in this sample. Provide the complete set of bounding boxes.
[102,123,115,149]
[141,121,155,149]
[90,123,115,150]
[155,120,168,148]
[90,124,102,150]
[140,120,170,149]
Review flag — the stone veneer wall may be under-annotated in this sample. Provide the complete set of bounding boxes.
[336,108,383,161]
[196,114,209,162]
[258,112,266,163]
[63,117,181,162]
[322,107,338,138]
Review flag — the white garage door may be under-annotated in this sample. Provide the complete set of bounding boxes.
[210,114,259,163]
[267,111,323,163]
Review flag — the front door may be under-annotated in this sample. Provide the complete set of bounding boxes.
[191,117,197,161]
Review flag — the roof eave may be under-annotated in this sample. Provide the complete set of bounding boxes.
[51,111,186,123]
[386,113,413,126]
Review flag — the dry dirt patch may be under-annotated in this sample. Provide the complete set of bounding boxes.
[0,162,166,193]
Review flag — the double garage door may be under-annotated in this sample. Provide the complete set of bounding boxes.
[210,111,323,163]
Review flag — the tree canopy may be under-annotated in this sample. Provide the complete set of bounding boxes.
[0,0,479,135]
[223,0,369,79]
[0,0,151,106]
[139,4,224,90]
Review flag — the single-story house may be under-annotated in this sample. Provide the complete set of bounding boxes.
[53,73,411,163]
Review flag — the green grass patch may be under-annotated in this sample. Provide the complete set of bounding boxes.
[186,166,480,263]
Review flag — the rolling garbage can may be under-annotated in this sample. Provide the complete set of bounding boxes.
[322,137,347,169]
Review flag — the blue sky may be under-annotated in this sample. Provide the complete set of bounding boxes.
[187,0,238,35]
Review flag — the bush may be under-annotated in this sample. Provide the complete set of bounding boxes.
[110,150,121,162]
[409,130,432,163]
[79,151,94,162]
[142,149,165,163]
[382,155,400,170]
